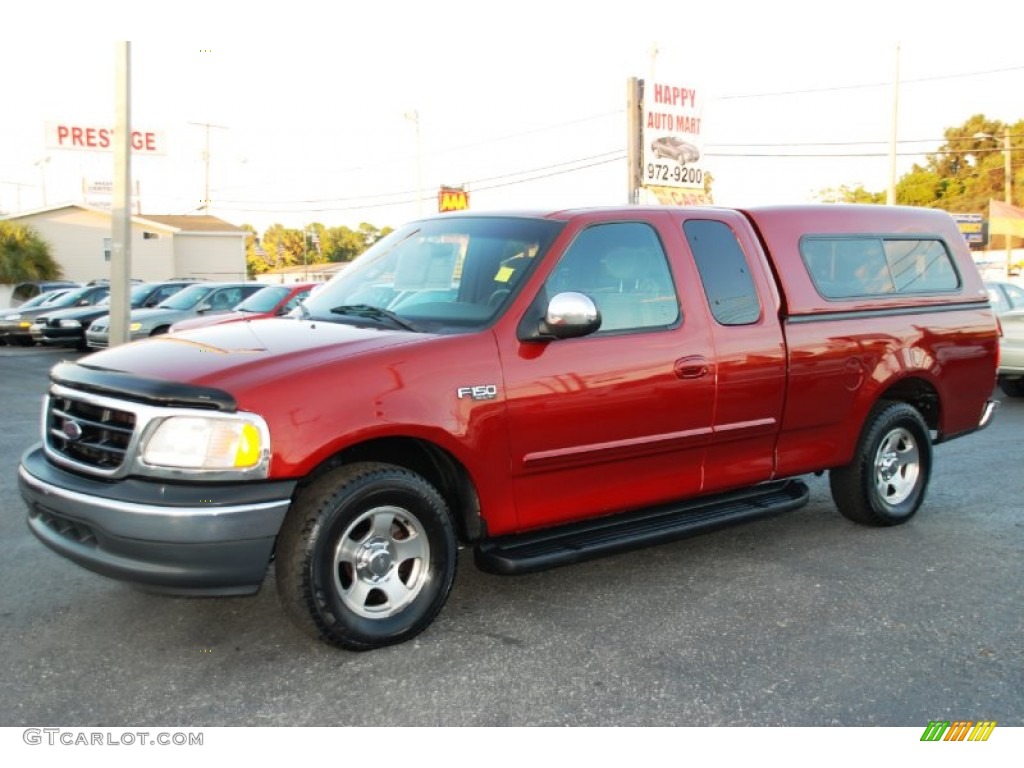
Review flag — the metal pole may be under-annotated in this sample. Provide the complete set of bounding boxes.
[1005,128,1013,272]
[626,77,642,204]
[109,42,132,348]
[886,43,900,206]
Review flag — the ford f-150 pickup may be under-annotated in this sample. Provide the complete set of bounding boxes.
[19,204,999,650]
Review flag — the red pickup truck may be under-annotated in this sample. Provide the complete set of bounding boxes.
[19,204,999,650]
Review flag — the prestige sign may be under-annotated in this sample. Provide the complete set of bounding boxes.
[45,122,166,155]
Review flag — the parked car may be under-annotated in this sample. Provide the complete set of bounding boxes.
[0,289,74,345]
[85,282,262,348]
[170,283,316,332]
[650,136,700,163]
[985,281,1024,314]
[997,309,1024,396]
[31,280,200,349]
[0,283,110,346]
[7,280,81,308]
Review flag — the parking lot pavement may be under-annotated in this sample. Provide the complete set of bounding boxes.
[1,346,1022,726]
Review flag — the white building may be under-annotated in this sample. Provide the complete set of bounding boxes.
[3,204,248,283]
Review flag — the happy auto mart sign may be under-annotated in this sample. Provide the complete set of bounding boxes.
[45,122,167,155]
[641,80,706,194]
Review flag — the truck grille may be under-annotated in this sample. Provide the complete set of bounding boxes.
[46,391,136,471]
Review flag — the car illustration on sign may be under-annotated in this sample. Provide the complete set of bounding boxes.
[651,136,700,163]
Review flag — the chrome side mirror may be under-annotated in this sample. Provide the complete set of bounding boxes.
[538,291,601,340]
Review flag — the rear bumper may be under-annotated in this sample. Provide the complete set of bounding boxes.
[19,445,296,595]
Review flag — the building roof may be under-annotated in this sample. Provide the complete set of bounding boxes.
[3,204,246,234]
[139,214,248,233]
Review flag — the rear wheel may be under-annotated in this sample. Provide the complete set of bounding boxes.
[275,462,457,651]
[830,401,932,526]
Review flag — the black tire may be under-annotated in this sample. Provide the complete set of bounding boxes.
[275,462,457,651]
[150,326,170,336]
[998,376,1024,398]
[829,401,932,526]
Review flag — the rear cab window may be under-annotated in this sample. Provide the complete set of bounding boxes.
[801,236,960,299]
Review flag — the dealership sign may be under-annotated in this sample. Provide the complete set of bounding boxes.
[641,81,705,193]
[952,212,986,245]
[438,186,469,213]
[45,122,167,155]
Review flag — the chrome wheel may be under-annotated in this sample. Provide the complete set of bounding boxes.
[830,401,932,527]
[873,427,920,506]
[276,462,457,650]
[333,505,430,619]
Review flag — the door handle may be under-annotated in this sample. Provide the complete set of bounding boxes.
[674,356,710,379]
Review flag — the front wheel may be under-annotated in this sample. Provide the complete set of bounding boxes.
[829,401,932,526]
[275,462,457,651]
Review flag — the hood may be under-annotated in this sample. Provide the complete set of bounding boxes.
[75,317,428,391]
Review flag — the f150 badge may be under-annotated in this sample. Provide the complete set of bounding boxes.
[457,385,498,401]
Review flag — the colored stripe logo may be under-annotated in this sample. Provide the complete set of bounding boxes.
[920,720,997,741]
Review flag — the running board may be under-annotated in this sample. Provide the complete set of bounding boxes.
[474,479,810,575]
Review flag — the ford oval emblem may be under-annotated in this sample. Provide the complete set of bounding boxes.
[62,420,83,441]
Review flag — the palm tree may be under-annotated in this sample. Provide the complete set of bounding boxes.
[0,222,63,282]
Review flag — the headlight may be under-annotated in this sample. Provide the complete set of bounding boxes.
[58,319,82,328]
[141,414,269,471]
[129,322,142,332]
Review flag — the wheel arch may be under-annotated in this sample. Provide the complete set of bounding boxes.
[875,375,941,432]
[295,437,484,544]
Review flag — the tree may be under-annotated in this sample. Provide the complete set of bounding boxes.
[819,114,1022,216]
[815,184,885,204]
[0,222,62,282]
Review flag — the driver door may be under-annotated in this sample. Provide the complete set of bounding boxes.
[497,215,716,531]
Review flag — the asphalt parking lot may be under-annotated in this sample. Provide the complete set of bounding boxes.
[0,345,1021,727]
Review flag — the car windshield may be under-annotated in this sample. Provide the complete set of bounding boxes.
[301,216,563,333]
[48,286,98,308]
[19,291,67,310]
[235,285,290,313]
[157,284,213,310]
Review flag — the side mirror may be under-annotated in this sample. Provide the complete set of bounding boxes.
[196,302,213,313]
[521,291,601,341]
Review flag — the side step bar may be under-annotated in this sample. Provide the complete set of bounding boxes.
[474,479,810,575]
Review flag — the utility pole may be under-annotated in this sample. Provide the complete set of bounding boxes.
[188,121,228,213]
[109,42,132,348]
[887,43,900,206]
[1003,128,1013,271]
[34,157,50,207]
[404,110,423,217]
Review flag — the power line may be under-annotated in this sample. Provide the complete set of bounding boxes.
[714,64,1024,101]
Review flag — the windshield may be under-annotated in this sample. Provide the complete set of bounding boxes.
[48,285,100,308]
[302,216,563,333]
[236,285,290,313]
[20,291,67,310]
[158,284,213,310]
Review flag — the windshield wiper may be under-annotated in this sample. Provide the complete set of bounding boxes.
[329,304,419,331]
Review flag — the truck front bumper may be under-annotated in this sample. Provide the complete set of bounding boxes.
[19,445,296,596]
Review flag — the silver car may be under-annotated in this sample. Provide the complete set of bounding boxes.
[85,282,261,349]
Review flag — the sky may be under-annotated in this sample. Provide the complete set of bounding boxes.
[1,0,1022,234]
